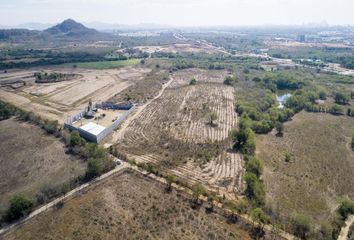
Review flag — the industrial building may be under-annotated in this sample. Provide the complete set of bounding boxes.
[64,102,135,143]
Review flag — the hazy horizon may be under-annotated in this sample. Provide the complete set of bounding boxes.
[1,0,354,27]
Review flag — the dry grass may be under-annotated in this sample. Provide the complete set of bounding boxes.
[0,118,86,212]
[256,112,354,227]
[2,170,252,240]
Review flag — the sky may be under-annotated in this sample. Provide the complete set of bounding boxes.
[1,0,354,26]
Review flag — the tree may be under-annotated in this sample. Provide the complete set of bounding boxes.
[275,122,284,136]
[244,173,265,206]
[207,111,218,126]
[291,214,311,239]
[334,92,349,105]
[337,198,354,219]
[250,208,268,230]
[224,76,238,86]
[189,78,197,85]
[192,183,206,205]
[70,131,86,147]
[85,158,103,179]
[165,174,176,192]
[319,90,327,100]
[246,157,263,178]
[206,194,216,213]
[232,128,256,155]
[5,195,33,222]
[329,104,344,115]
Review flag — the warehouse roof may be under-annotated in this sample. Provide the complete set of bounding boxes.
[79,122,106,136]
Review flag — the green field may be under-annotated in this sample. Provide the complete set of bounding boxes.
[62,59,140,69]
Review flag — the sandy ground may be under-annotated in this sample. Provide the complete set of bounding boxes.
[73,109,128,128]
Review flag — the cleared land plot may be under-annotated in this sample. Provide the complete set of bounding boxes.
[114,69,244,197]
[134,43,221,54]
[0,66,150,123]
[256,112,354,227]
[0,118,86,212]
[2,170,252,240]
[73,109,128,128]
[61,59,140,69]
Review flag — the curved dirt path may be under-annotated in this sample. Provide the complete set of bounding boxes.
[338,215,354,240]
[107,76,174,146]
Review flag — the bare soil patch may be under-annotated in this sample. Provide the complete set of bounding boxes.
[0,66,150,123]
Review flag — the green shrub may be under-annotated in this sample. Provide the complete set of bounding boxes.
[244,172,265,206]
[334,92,349,105]
[291,213,312,239]
[251,208,268,230]
[224,76,238,86]
[5,195,33,222]
[337,198,354,219]
[329,104,344,115]
[70,131,86,147]
[245,157,263,177]
[226,199,249,214]
[232,128,256,155]
[189,78,197,85]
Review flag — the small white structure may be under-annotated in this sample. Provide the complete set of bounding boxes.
[79,122,105,136]
[78,122,106,142]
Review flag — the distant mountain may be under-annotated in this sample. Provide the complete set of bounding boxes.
[45,19,99,37]
[0,19,113,43]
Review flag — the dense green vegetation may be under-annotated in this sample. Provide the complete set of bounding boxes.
[34,72,76,83]
[0,101,19,120]
[3,195,33,223]
[0,50,106,69]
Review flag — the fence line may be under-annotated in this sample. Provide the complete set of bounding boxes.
[64,103,135,143]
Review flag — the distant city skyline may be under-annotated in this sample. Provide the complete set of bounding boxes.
[1,0,354,27]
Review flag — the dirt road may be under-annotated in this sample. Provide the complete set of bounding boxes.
[0,162,128,236]
[106,76,174,146]
[338,215,354,240]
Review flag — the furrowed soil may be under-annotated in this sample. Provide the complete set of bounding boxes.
[0,118,86,212]
[2,170,253,240]
[113,69,245,198]
[256,112,354,228]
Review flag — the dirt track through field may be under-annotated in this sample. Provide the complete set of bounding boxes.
[113,69,244,197]
[338,215,354,240]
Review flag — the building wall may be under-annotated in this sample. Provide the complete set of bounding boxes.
[64,103,135,143]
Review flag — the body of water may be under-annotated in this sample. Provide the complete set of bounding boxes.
[277,93,292,109]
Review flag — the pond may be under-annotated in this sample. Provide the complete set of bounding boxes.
[277,93,292,109]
